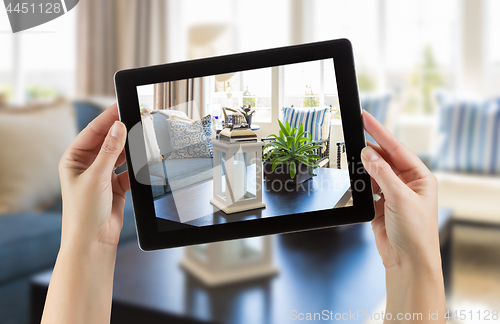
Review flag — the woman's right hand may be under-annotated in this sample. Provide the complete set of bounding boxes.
[361,110,446,323]
[361,110,440,270]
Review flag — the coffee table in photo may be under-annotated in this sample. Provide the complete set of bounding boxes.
[155,167,352,229]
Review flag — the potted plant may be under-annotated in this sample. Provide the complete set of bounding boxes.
[239,105,255,127]
[263,120,320,185]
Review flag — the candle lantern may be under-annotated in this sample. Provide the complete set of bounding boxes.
[210,140,266,214]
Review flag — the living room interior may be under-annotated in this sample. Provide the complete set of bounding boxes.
[1,0,500,323]
[137,61,352,227]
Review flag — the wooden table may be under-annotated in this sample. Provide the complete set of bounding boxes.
[31,209,452,324]
[155,168,352,228]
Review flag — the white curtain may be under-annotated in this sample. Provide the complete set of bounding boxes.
[153,79,206,119]
[140,109,162,164]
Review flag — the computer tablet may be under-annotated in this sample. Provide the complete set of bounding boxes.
[115,39,374,250]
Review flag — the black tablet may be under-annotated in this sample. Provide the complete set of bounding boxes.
[115,39,374,251]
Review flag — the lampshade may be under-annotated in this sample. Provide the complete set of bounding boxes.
[188,23,231,60]
[215,72,239,92]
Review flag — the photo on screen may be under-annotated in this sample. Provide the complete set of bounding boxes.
[135,59,353,231]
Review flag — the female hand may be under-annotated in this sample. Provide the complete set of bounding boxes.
[361,110,440,269]
[361,110,445,322]
[42,104,130,324]
[59,103,130,248]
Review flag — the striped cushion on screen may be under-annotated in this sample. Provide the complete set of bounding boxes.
[433,95,500,174]
[283,107,328,142]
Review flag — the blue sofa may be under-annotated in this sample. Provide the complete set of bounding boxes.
[0,102,138,324]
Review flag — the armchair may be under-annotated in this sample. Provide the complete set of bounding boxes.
[281,106,332,168]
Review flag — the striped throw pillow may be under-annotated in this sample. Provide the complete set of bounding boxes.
[360,94,392,144]
[283,107,328,142]
[433,95,500,174]
[361,94,391,125]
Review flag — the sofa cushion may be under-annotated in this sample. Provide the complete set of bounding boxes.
[0,100,77,214]
[0,213,61,284]
[166,118,212,160]
[435,171,500,224]
[283,107,328,142]
[72,101,103,132]
[434,95,500,174]
[0,275,32,324]
[200,115,213,156]
[360,93,392,144]
[168,114,213,157]
[361,94,391,125]
[0,190,136,285]
[152,111,189,158]
[152,112,213,159]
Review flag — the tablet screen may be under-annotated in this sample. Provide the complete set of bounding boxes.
[135,58,353,231]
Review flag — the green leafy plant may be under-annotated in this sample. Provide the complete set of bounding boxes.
[263,120,321,179]
[239,105,255,117]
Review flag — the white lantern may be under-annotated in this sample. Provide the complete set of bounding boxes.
[210,140,266,214]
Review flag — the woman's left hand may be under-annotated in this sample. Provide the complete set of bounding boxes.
[58,103,130,248]
[42,104,130,324]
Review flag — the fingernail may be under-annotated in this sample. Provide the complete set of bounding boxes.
[362,146,380,162]
[110,121,123,138]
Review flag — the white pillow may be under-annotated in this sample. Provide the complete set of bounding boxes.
[0,101,77,214]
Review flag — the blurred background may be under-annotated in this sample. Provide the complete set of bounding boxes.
[1,1,499,323]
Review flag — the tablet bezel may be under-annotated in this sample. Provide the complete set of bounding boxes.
[115,39,374,251]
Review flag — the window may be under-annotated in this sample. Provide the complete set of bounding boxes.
[210,68,272,123]
[384,0,458,114]
[284,59,339,115]
[0,7,76,104]
[233,0,290,123]
[174,0,289,123]
[313,0,459,115]
[487,0,500,66]
[0,10,13,102]
[313,0,380,93]
[285,60,321,108]
[485,0,500,96]
[235,0,290,52]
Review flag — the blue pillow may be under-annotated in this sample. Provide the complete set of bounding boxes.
[200,115,213,157]
[283,107,328,142]
[433,95,500,174]
[360,94,391,125]
[73,101,102,132]
[166,115,213,160]
[360,94,392,144]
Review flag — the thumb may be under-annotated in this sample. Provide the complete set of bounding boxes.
[361,146,407,198]
[90,121,127,177]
